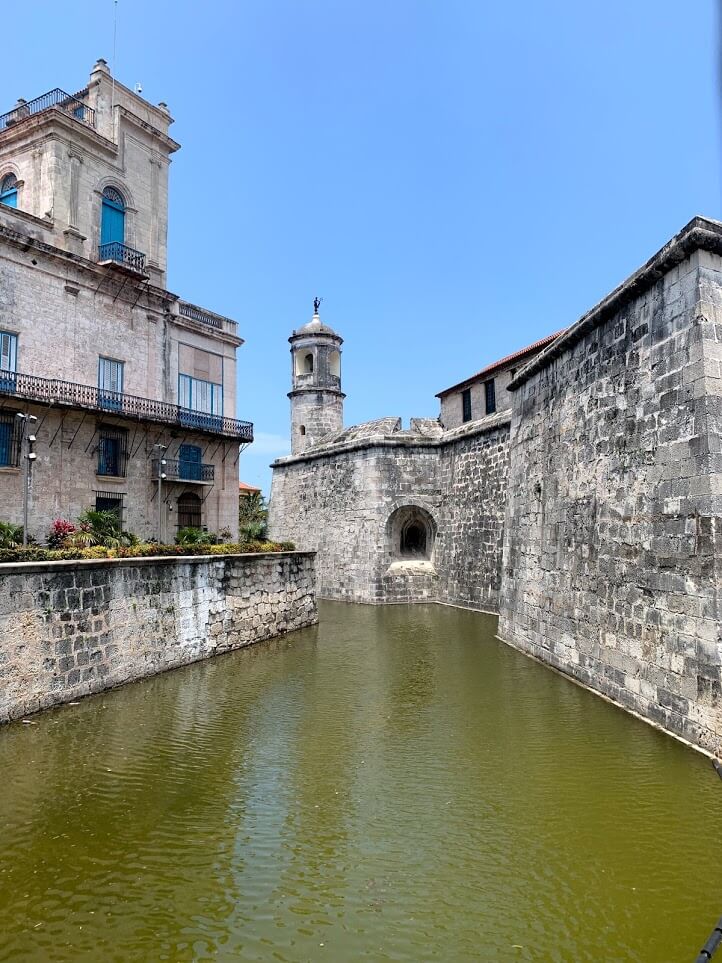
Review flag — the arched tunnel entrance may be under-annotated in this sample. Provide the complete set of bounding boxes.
[387,505,437,562]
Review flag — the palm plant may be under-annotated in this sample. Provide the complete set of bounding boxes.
[175,526,215,546]
[0,521,25,549]
[239,491,268,542]
[65,509,135,549]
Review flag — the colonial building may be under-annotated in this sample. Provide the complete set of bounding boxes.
[0,61,252,541]
[269,217,722,756]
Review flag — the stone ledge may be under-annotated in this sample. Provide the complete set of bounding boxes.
[271,415,511,467]
[508,215,722,390]
[0,550,315,576]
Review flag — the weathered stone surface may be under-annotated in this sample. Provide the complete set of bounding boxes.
[270,216,722,757]
[0,552,317,723]
[269,415,509,611]
[498,243,722,757]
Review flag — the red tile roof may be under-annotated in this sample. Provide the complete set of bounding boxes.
[435,329,567,398]
[238,481,261,494]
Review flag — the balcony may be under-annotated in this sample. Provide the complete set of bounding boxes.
[177,301,238,337]
[98,242,147,274]
[151,458,215,485]
[0,88,95,133]
[0,371,254,442]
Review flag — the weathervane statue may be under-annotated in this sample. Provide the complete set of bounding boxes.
[313,296,322,315]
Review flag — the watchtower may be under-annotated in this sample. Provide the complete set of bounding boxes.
[288,303,344,454]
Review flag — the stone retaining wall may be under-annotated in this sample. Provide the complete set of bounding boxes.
[0,551,317,723]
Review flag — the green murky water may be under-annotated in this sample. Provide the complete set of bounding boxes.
[0,601,720,962]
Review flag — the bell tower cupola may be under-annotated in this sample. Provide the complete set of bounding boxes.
[289,299,344,454]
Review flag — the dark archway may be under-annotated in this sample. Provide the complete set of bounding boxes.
[387,505,436,562]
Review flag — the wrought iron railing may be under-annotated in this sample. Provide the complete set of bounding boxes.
[178,301,238,335]
[151,458,215,483]
[98,242,147,273]
[0,371,254,442]
[0,88,95,133]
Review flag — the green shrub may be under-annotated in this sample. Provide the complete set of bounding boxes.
[175,526,215,546]
[64,509,136,549]
[0,522,25,549]
[0,539,298,565]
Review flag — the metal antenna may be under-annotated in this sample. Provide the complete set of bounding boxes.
[718,0,722,216]
[111,0,118,113]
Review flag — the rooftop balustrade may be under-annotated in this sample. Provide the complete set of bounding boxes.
[0,89,95,133]
[178,301,238,336]
[0,371,253,442]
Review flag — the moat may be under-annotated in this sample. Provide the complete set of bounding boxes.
[0,602,719,962]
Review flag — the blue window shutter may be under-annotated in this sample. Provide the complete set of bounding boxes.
[0,420,12,466]
[98,357,124,412]
[179,444,202,481]
[0,174,18,209]
[101,200,125,245]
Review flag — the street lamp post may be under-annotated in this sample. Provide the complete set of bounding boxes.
[15,413,37,546]
[154,444,167,543]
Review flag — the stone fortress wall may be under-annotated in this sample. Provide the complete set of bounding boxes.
[269,216,722,756]
[0,552,317,723]
[499,226,722,755]
[270,416,511,610]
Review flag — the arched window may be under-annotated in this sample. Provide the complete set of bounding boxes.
[100,186,126,249]
[300,425,306,436]
[177,491,202,530]
[0,174,18,209]
[303,352,314,374]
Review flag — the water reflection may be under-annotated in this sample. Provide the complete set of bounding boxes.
[0,601,719,962]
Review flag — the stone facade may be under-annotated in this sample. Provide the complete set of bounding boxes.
[0,60,175,286]
[269,217,722,756]
[0,62,251,541]
[0,551,317,723]
[270,414,510,610]
[498,221,722,756]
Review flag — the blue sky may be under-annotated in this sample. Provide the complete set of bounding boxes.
[2,1,719,494]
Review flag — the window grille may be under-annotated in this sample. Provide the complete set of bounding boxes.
[484,379,496,415]
[177,492,202,529]
[94,490,125,525]
[0,413,21,467]
[462,388,472,423]
[97,426,128,477]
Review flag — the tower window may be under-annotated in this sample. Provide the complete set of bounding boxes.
[0,174,18,208]
[100,185,126,249]
[461,388,472,423]
[303,352,314,374]
[300,425,306,436]
[485,379,496,415]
